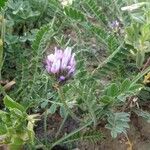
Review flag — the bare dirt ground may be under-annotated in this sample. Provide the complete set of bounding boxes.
[35,112,150,150]
[78,116,150,150]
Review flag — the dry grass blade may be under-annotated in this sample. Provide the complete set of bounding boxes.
[3,80,15,91]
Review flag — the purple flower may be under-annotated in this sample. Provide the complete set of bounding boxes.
[109,20,120,31]
[44,47,76,82]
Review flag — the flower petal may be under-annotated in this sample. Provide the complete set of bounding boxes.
[68,67,75,76]
[51,59,61,74]
[69,53,76,67]
[61,47,72,69]
[47,54,55,62]
[54,47,63,59]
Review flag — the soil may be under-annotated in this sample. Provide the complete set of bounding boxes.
[35,112,150,150]
[78,116,150,150]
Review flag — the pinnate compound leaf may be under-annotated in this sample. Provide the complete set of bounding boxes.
[106,112,130,138]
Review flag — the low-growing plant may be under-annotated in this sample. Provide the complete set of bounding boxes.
[0,0,150,149]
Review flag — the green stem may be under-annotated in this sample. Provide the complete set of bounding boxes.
[0,84,6,96]
[58,87,82,122]
[131,66,150,86]
[51,120,92,148]
[0,39,3,80]
[1,12,5,41]
[44,110,48,145]
[91,42,124,76]
[55,112,68,138]
[34,136,48,150]
[0,11,5,80]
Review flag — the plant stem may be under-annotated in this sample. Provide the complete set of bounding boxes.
[131,66,150,86]
[124,133,133,150]
[44,109,48,145]
[34,136,48,150]
[55,112,68,138]
[51,120,92,148]
[0,39,3,80]
[1,12,5,41]
[0,10,5,80]
[91,42,124,76]
[57,87,82,122]
[0,84,6,96]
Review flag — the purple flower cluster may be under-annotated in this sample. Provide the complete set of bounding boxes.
[45,47,76,82]
[110,20,120,31]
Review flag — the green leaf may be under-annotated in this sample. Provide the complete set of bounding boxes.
[8,144,23,150]
[100,95,113,104]
[60,106,67,118]
[0,0,7,9]
[106,112,130,138]
[47,104,57,114]
[120,79,131,93]
[64,7,85,22]
[3,95,25,112]
[10,136,24,145]
[96,44,128,76]
[0,110,7,115]
[106,83,119,97]
[32,24,49,51]
[141,24,150,41]
[136,50,145,69]
[10,108,23,117]
[129,83,142,92]
[88,24,108,44]
[134,109,150,123]
[41,100,48,109]
[84,0,106,24]
[131,13,145,23]
[0,122,7,134]
[125,24,140,46]
[107,36,119,54]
